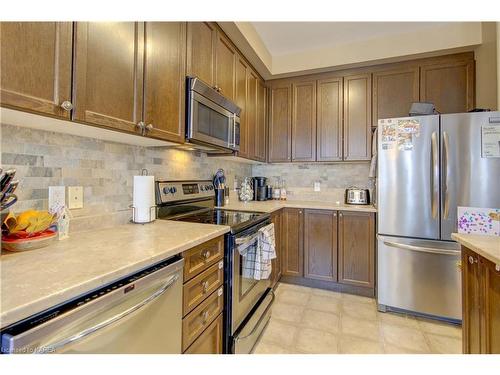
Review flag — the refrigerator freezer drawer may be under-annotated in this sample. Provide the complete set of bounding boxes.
[377,236,462,321]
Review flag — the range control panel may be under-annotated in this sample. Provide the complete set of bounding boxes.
[156,180,214,204]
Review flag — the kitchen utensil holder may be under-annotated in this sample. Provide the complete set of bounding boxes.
[130,205,156,224]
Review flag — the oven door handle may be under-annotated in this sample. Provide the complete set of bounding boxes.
[234,290,275,342]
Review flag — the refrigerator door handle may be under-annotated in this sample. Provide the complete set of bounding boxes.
[443,131,450,219]
[431,132,439,219]
[382,240,460,256]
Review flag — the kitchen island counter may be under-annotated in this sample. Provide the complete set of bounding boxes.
[451,233,500,265]
[0,220,229,329]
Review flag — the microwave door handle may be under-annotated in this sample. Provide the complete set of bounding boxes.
[233,114,237,149]
[228,115,234,148]
[34,274,179,353]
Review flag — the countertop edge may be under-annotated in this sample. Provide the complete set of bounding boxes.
[218,201,377,213]
[451,233,500,265]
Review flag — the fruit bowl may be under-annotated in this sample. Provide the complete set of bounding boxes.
[2,229,57,252]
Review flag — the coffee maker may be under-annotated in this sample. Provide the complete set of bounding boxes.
[252,177,267,201]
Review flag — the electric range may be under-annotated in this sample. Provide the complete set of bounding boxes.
[155,180,274,354]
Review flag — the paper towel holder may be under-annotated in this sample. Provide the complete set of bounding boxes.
[130,204,156,224]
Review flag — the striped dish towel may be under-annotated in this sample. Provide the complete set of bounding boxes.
[236,223,276,280]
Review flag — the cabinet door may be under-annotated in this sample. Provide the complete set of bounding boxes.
[304,209,337,282]
[338,211,375,288]
[317,77,343,161]
[373,66,419,125]
[184,313,223,354]
[420,59,475,114]
[143,22,186,143]
[481,256,500,354]
[186,22,216,86]
[292,80,317,162]
[235,56,249,158]
[343,74,372,161]
[268,83,292,162]
[282,208,304,277]
[0,22,73,118]
[215,31,236,100]
[255,80,267,162]
[73,22,144,133]
[270,210,283,288]
[461,248,483,354]
[247,70,258,159]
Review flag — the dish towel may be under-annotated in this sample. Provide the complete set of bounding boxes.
[236,223,276,280]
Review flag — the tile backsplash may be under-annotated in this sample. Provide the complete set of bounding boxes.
[1,124,251,233]
[252,162,373,202]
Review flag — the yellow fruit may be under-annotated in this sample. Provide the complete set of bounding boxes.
[10,210,54,234]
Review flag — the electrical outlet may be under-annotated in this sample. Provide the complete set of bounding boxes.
[314,181,321,192]
[67,186,84,209]
[48,186,66,212]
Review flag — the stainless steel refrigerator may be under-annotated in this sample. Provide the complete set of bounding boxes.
[377,111,500,321]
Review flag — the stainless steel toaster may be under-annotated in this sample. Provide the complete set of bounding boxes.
[345,187,370,205]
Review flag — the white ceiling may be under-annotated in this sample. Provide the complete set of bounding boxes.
[251,22,451,56]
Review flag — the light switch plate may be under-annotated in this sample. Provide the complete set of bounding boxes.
[314,181,321,192]
[48,186,66,212]
[67,186,84,209]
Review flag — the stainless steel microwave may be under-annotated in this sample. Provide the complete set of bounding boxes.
[186,76,241,152]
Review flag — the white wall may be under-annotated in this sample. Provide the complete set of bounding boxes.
[475,22,498,110]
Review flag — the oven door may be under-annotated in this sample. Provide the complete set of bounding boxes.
[188,91,240,151]
[231,222,271,334]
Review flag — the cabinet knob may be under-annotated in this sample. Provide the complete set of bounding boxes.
[201,310,209,323]
[201,281,209,293]
[333,212,337,217]
[145,123,154,132]
[60,101,73,111]
[201,250,211,261]
[468,256,477,264]
[339,212,343,217]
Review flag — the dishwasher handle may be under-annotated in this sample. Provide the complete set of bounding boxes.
[35,274,179,353]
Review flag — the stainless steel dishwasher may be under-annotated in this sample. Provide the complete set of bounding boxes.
[1,256,184,354]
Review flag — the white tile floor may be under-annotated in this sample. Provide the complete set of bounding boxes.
[253,282,462,354]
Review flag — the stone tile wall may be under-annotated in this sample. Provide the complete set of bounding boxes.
[1,124,251,233]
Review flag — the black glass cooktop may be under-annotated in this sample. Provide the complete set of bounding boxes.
[159,208,269,234]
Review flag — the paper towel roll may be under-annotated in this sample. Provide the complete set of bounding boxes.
[133,175,156,223]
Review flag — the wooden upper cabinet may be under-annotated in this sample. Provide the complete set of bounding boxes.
[338,211,375,288]
[372,66,419,125]
[143,22,186,143]
[282,208,304,277]
[0,22,73,118]
[73,22,144,133]
[343,73,372,161]
[186,22,216,86]
[215,31,236,100]
[304,209,338,282]
[247,70,258,159]
[235,56,249,158]
[268,83,292,162]
[420,59,475,114]
[317,77,343,162]
[254,80,267,162]
[292,80,317,162]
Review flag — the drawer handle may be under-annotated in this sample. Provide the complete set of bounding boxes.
[201,281,210,293]
[201,310,209,324]
[201,250,211,261]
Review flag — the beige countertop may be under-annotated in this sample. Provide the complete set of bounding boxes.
[219,199,377,213]
[451,233,500,265]
[0,220,229,329]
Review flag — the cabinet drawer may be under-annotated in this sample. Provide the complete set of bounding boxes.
[184,313,223,354]
[183,260,224,316]
[182,286,224,351]
[183,236,224,282]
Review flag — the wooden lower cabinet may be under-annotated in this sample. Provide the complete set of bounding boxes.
[338,211,375,288]
[270,209,283,288]
[184,313,223,354]
[181,236,224,354]
[282,208,304,277]
[280,209,375,297]
[461,247,500,354]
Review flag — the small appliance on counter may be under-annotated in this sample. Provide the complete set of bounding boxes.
[252,177,267,201]
[345,187,370,205]
[213,169,226,207]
